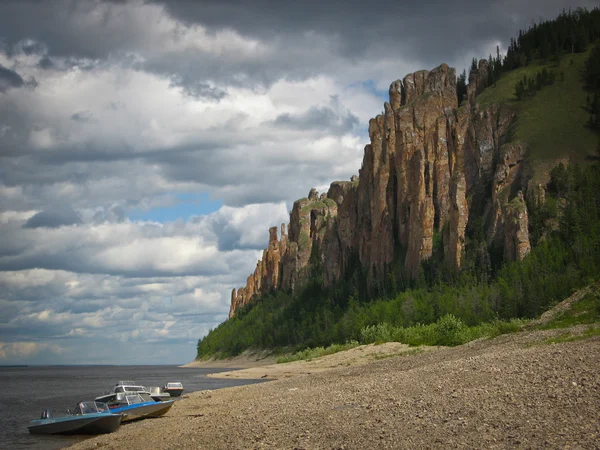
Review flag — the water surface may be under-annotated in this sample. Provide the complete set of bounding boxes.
[0,365,264,450]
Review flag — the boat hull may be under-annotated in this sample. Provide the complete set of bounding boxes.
[150,393,171,402]
[163,388,183,397]
[110,400,175,422]
[28,414,123,435]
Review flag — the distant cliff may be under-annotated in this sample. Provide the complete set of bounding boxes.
[230,61,533,318]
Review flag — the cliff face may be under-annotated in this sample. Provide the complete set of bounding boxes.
[229,62,532,318]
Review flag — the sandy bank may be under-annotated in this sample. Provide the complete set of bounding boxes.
[181,351,277,369]
[68,327,600,449]
[204,342,432,379]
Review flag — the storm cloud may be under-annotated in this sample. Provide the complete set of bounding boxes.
[0,63,24,92]
[23,206,83,228]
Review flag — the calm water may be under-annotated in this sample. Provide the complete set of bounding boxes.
[0,365,265,450]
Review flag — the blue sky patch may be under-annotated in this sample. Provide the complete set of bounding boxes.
[128,192,223,222]
[347,79,389,102]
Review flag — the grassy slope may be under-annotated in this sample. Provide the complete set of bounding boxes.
[477,50,597,163]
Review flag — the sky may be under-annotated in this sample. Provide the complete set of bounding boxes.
[0,0,594,365]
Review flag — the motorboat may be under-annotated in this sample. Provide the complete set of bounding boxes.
[28,401,123,435]
[163,382,184,397]
[149,386,171,402]
[107,392,175,422]
[96,380,155,404]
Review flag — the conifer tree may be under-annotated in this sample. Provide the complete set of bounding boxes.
[456,69,467,104]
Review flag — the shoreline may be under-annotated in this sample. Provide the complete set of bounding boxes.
[68,327,600,449]
[180,351,278,370]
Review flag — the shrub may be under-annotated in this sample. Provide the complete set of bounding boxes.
[433,314,468,346]
[276,340,360,363]
[394,323,437,346]
[360,323,394,344]
[489,318,526,337]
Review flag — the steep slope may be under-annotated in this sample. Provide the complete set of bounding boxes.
[230,61,533,317]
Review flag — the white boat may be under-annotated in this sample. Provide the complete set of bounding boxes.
[163,382,184,397]
[96,380,166,403]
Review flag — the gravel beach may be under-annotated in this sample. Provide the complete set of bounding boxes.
[68,328,600,449]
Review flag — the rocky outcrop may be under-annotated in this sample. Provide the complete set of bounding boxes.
[488,141,527,248]
[467,59,489,106]
[229,61,532,317]
[504,191,531,262]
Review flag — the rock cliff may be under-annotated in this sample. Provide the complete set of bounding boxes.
[229,62,532,318]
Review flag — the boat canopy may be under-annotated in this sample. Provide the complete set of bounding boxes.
[165,382,183,389]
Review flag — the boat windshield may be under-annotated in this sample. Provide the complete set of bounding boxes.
[139,393,154,402]
[115,385,146,393]
[166,382,183,389]
[122,394,151,405]
[73,402,110,415]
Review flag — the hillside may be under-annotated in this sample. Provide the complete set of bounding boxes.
[197,9,600,359]
[478,50,596,163]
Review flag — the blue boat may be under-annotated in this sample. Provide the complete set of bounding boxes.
[28,401,123,435]
[107,393,175,422]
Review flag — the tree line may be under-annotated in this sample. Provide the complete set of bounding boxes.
[456,7,600,103]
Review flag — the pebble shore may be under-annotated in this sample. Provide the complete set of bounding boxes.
[68,329,600,449]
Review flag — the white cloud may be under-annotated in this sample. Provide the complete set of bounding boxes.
[0,341,64,360]
[0,201,289,364]
[0,44,371,212]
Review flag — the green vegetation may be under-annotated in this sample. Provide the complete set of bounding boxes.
[544,326,600,344]
[276,341,360,364]
[584,42,600,88]
[275,316,525,364]
[359,315,526,347]
[541,291,600,329]
[503,8,600,70]
[456,69,467,104]
[196,9,600,361]
[475,7,600,161]
[514,68,556,100]
[513,53,596,161]
[268,289,598,364]
[477,51,597,161]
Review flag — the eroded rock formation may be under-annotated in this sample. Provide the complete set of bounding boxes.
[503,191,531,262]
[229,61,533,318]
